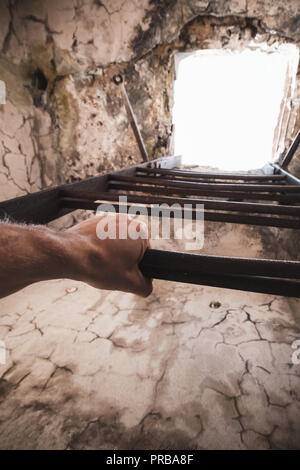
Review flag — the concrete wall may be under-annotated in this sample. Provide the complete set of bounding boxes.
[0,0,299,201]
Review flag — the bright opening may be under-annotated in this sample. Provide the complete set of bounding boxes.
[173,44,299,171]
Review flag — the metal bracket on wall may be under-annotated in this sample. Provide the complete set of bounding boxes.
[113,74,149,163]
[279,130,300,170]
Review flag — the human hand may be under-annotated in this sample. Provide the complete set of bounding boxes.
[65,214,152,297]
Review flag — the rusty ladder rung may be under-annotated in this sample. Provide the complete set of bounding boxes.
[0,153,300,298]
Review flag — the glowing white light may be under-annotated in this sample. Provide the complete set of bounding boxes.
[173,45,299,171]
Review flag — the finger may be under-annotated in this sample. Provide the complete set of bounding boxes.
[128,268,153,297]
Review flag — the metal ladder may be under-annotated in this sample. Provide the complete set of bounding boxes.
[0,131,299,298]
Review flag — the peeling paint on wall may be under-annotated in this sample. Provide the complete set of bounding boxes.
[0,0,299,199]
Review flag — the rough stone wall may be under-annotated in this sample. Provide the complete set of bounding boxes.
[0,0,299,201]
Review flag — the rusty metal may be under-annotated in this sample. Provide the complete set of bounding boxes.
[280,130,300,170]
[61,196,300,229]
[61,189,300,216]
[136,166,287,181]
[139,249,300,278]
[113,74,149,162]
[271,163,300,187]
[108,181,300,202]
[139,250,300,298]
[136,172,286,185]
[0,152,300,298]
[109,174,300,193]
[0,156,179,224]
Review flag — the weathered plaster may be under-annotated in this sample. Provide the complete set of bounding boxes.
[0,226,299,450]
[0,0,299,196]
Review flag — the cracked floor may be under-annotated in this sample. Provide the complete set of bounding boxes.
[0,222,299,450]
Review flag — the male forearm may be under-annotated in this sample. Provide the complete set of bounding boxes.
[0,216,152,299]
[0,222,74,298]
